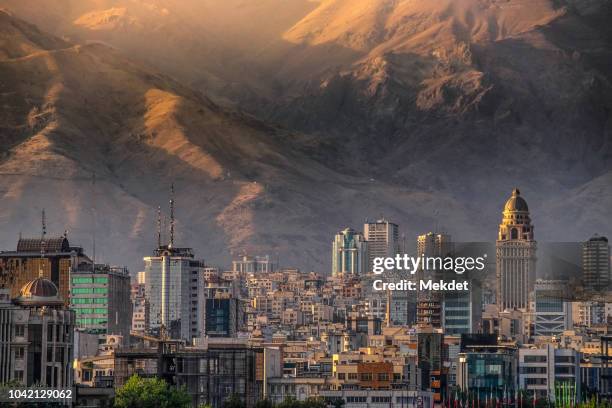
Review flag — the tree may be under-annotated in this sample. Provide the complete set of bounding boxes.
[114,374,191,408]
[254,399,274,408]
[223,394,247,408]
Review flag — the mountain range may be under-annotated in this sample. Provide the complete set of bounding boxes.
[0,0,611,273]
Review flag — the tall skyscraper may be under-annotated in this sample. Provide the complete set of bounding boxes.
[331,228,368,276]
[496,188,537,311]
[416,232,453,328]
[582,235,610,291]
[144,246,206,340]
[364,219,399,272]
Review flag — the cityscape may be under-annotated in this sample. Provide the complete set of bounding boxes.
[0,187,610,407]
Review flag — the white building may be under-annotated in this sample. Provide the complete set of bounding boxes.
[519,344,581,401]
[364,219,400,273]
[143,245,206,340]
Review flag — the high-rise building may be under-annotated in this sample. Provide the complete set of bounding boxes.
[70,264,132,342]
[332,228,368,276]
[496,189,537,311]
[364,219,399,273]
[582,235,610,292]
[0,279,74,388]
[0,235,90,306]
[532,279,572,337]
[417,233,453,328]
[144,245,206,340]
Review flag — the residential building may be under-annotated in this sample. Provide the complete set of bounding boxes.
[232,254,277,274]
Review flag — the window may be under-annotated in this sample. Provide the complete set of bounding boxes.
[360,373,372,381]
[521,366,546,374]
[72,288,93,294]
[13,370,24,384]
[372,396,391,403]
[72,277,93,284]
[15,347,25,359]
[14,324,25,337]
[348,373,358,380]
[526,378,547,385]
[93,288,107,294]
[524,355,547,363]
[337,373,346,380]
[93,277,108,284]
[378,373,389,381]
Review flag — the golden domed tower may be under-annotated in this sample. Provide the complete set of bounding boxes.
[496,189,537,311]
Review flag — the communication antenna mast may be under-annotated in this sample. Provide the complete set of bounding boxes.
[156,206,162,248]
[39,209,47,277]
[169,184,175,248]
[92,172,97,266]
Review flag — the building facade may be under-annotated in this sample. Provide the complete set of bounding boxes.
[332,228,368,276]
[232,255,277,274]
[0,279,74,388]
[533,280,572,337]
[71,264,132,342]
[417,233,453,328]
[364,219,399,273]
[0,235,89,306]
[519,344,581,402]
[496,189,537,311]
[582,235,610,292]
[144,245,206,340]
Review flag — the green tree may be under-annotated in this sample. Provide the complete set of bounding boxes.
[223,394,247,408]
[254,399,274,408]
[331,397,345,408]
[114,374,191,408]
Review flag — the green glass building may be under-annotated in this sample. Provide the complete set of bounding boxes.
[70,264,132,342]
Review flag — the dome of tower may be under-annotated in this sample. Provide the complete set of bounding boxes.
[504,188,529,212]
[15,277,63,306]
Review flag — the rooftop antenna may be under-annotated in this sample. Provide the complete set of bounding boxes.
[169,183,175,248]
[433,209,439,234]
[92,172,97,267]
[39,209,47,277]
[156,206,162,248]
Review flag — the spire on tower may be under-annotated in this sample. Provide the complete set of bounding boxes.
[157,206,162,248]
[169,183,175,248]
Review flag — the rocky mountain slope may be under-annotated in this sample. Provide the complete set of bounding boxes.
[0,9,479,272]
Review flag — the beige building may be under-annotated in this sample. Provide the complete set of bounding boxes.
[496,189,537,311]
